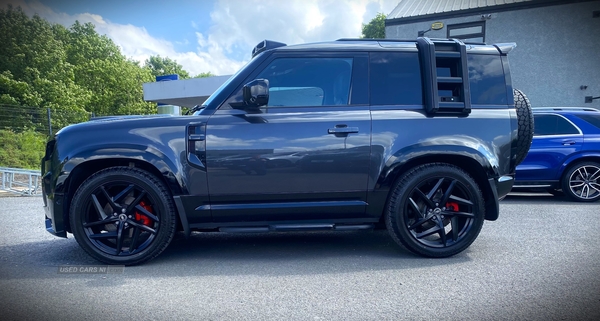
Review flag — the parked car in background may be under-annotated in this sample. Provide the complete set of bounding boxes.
[514,107,600,202]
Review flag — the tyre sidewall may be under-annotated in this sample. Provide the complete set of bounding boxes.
[514,89,534,166]
[561,162,600,202]
[386,164,485,257]
[70,167,176,265]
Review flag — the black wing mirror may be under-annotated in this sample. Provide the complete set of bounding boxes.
[243,79,269,108]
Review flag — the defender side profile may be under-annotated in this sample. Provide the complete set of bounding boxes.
[42,37,533,265]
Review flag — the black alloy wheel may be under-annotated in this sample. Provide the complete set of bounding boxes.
[70,167,176,265]
[386,163,485,257]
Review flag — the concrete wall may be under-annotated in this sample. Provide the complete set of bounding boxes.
[143,75,232,107]
[386,1,600,108]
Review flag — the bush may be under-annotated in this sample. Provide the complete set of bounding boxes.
[0,129,46,170]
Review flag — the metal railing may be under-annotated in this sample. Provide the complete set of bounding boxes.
[0,167,41,196]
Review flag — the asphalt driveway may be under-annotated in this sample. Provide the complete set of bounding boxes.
[0,194,598,320]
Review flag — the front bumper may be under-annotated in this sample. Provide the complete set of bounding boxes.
[42,138,67,238]
[43,184,67,238]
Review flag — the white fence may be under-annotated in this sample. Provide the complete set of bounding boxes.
[0,167,41,196]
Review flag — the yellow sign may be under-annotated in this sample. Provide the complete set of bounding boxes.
[431,22,444,30]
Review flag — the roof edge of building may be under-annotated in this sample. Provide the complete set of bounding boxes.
[385,0,594,26]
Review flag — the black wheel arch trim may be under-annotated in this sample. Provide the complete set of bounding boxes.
[373,147,503,221]
[376,145,501,189]
[53,145,186,233]
[58,144,185,195]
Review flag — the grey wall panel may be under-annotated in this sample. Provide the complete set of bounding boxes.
[386,1,600,108]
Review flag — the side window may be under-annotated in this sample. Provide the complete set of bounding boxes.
[534,114,579,136]
[370,52,422,105]
[447,21,486,42]
[255,57,353,107]
[577,114,600,129]
[467,54,507,105]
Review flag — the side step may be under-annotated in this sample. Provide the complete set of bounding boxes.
[219,223,374,233]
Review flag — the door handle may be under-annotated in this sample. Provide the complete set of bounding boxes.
[562,140,576,146]
[327,127,359,134]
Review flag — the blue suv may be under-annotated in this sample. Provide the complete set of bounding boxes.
[514,108,600,202]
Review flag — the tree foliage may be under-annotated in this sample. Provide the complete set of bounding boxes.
[0,128,46,169]
[362,13,386,39]
[144,55,191,79]
[0,5,211,168]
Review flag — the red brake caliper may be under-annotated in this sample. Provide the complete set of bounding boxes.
[445,202,459,212]
[135,201,153,227]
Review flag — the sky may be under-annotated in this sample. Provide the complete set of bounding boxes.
[4,0,399,76]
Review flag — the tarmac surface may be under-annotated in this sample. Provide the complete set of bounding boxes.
[0,193,599,320]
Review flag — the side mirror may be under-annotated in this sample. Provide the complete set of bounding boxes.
[243,79,269,108]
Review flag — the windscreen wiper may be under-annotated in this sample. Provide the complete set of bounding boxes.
[185,105,205,115]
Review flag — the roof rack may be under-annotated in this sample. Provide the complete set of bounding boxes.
[533,107,599,112]
[336,38,486,45]
[336,38,416,42]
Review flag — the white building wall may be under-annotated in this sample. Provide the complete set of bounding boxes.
[386,1,600,108]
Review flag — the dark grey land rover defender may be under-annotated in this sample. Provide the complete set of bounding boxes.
[42,37,533,265]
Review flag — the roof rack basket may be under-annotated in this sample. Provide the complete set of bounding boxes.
[416,37,471,115]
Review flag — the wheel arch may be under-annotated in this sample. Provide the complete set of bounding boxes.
[559,154,600,182]
[60,151,185,233]
[377,152,500,221]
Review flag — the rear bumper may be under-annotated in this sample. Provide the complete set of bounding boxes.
[495,175,514,200]
[485,175,514,221]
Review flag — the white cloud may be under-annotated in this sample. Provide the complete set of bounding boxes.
[8,0,398,76]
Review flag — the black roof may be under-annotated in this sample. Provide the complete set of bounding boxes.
[252,38,506,56]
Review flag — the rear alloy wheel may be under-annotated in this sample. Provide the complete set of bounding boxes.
[561,162,600,202]
[70,167,176,265]
[386,163,485,257]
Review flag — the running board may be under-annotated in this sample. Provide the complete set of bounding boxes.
[219,223,374,233]
[512,184,552,188]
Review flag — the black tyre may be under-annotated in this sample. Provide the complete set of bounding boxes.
[514,89,534,166]
[70,167,177,265]
[385,163,485,258]
[560,161,600,202]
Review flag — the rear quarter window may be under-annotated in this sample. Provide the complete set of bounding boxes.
[534,114,580,135]
[576,114,600,130]
[467,54,507,105]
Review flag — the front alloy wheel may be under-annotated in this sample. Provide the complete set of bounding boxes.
[386,163,485,257]
[70,167,176,265]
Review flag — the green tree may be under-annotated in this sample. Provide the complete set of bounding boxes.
[0,6,91,128]
[362,13,386,39]
[0,5,167,168]
[194,71,214,78]
[144,55,190,79]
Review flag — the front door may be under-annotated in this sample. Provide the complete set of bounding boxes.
[204,54,371,222]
